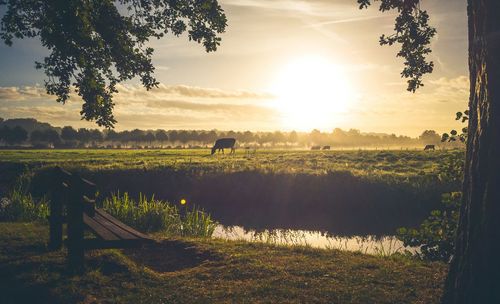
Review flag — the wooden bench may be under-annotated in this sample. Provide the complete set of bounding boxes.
[83,208,153,249]
[48,167,154,271]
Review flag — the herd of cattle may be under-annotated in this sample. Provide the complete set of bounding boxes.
[209,138,437,155]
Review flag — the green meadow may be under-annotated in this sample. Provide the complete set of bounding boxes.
[0,148,463,177]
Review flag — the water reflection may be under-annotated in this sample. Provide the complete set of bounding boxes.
[213,225,417,255]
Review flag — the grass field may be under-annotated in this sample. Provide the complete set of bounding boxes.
[0,148,463,177]
[0,222,447,304]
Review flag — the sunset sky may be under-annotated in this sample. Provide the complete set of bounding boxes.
[0,0,468,136]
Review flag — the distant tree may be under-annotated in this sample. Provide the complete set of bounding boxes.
[89,129,103,143]
[156,130,168,144]
[419,130,441,145]
[241,131,254,143]
[30,129,60,146]
[0,126,8,144]
[106,129,119,142]
[273,131,286,145]
[61,126,78,142]
[77,128,92,144]
[168,130,179,143]
[177,130,189,145]
[288,131,298,144]
[0,0,227,128]
[29,130,44,144]
[44,129,61,146]
[310,129,323,146]
[144,132,156,145]
[130,129,146,144]
[118,130,131,146]
[206,130,218,144]
[0,126,27,145]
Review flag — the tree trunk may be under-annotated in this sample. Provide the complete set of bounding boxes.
[442,0,500,303]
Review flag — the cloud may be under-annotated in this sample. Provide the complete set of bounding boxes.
[114,84,274,103]
[305,14,395,28]
[222,0,355,16]
[0,86,49,101]
[146,100,275,119]
[429,76,469,96]
[0,83,279,130]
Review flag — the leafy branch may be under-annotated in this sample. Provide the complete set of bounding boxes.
[357,0,436,92]
[441,110,468,143]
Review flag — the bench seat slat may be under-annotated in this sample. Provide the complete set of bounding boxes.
[83,214,120,241]
[92,212,138,240]
[94,209,152,240]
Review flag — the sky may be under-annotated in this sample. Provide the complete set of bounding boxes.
[0,0,469,136]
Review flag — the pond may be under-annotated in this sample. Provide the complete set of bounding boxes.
[213,225,417,255]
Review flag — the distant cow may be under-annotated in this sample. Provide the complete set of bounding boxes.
[322,145,331,150]
[211,138,236,155]
[424,144,435,151]
[311,146,321,150]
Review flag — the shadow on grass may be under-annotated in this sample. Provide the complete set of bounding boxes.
[123,240,223,273]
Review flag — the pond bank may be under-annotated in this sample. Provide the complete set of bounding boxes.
[0,222,446,303]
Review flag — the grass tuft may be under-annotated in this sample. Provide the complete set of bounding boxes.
[102,192,217,237]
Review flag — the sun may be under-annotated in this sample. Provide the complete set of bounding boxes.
[270,55,356,131]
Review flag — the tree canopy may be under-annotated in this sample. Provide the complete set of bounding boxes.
[357,0,436,92]
[0,0,227,128]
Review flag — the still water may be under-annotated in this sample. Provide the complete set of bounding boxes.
[213,225,417,255]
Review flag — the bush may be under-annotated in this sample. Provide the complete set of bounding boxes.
[397,192,460,262]
[102,192,217,237]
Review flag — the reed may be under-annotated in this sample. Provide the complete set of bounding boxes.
[102,192,217,237]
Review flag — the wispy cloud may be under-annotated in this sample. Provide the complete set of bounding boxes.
[305,14,395,28]
[0,86,49,101]
[0,83,279,130]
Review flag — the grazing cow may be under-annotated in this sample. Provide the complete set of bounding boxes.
[322,145,331,150]
[211,138,236,155]
[311,145,321,150]
[424,144,435,151]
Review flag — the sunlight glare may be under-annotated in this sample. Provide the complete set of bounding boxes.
[271,55,356,131]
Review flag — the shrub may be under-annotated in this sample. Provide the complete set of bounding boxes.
[397,192,460,262]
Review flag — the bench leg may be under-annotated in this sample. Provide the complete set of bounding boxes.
[49,193,63,250]
[67,193,85,272]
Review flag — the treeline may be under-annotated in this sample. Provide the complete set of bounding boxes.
[0,118,459,149]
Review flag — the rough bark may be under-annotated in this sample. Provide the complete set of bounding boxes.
[442,0,500,303]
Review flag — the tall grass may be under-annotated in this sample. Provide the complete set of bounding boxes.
[182,207,217,237]
[102,192,217,237]
[0,170,49,222]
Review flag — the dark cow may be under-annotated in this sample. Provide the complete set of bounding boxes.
[311,145,321,150]
[211,138,236,155]
[322,145,331,150]
[424,144,435,151]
